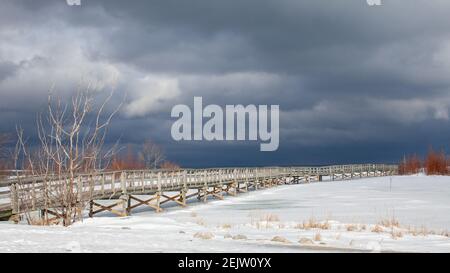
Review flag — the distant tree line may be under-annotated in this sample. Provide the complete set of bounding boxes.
[0,133,179,173]
[110,140,180,171]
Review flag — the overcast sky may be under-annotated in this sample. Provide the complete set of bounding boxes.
[1,0,450,167]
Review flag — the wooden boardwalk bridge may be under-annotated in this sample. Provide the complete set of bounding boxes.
[0,164,397,221]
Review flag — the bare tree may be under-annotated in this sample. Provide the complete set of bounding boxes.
[15,86,122,226]
[140,140,165,169]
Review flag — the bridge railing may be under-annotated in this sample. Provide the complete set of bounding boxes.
[1,164,398,214]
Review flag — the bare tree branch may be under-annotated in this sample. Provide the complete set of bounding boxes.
[14,86,123,226]
[140,140,165,169]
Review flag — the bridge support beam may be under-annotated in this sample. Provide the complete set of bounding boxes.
[237,182,248,193]
[197,187,208,202]
[209,186,224,200]
[0,209,14,222]
[179,188,187,206]
[224,182,237,196]
[127,193,162,213]
[39,208,65,224]
[89,196,130,218]
[161,191,188,207]
[196,186,224,202]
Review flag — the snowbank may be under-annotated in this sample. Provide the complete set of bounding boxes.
[0,175,449,252]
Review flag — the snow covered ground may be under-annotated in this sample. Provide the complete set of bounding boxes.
[0,174,449,253]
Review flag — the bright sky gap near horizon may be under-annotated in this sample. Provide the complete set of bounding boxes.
[1,0,450,167]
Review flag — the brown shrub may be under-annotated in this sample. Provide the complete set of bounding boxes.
[160,161,181,170]
[424,148,448,175]
[111,145,145,170]
[398,154,422,175]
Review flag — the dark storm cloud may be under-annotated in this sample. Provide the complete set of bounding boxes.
[0,61,18,81]
[0,0,450,167]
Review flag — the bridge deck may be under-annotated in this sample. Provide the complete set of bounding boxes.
[0,164,397,220]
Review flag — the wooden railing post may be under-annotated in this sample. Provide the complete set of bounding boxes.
[10,183,19,214]
[120,171,127,194]
[157,172,162,192]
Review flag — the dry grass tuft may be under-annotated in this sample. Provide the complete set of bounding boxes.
[407,226,450,238]
[250,214,281,229]
[391,229,403,240]
[346,224,358,232]
[297,218,330,230]
[313,232,322,242]
[371,225,384,233]
[221,223,232,229]
[190,212,198,218]
[379,217,400,228]
[409,226,430,236]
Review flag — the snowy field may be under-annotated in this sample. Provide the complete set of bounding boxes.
[0,174,449,253]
